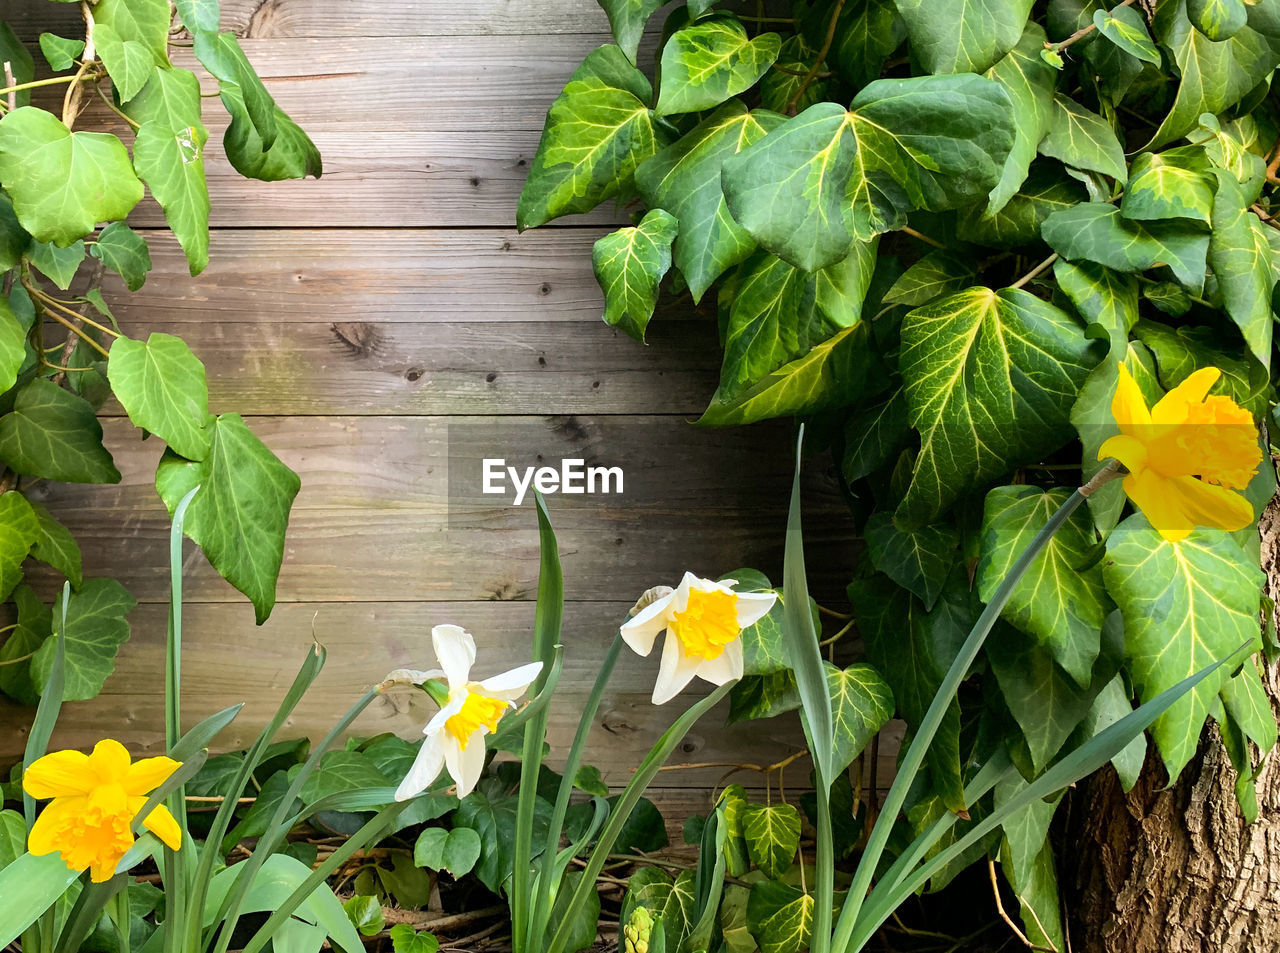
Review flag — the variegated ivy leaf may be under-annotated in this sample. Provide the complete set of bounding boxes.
[977,486,1113,686]
[518,46,662,229]
[721,74,1016,272]
[1038,95,1128,184]
[746,882,814,953]
[957,164,1086,249]
[896,288,1101,526]
[635,101,782,302]
[893,0,1034,74]
[1132,319,1270,417]
[826,661,894,774]
[591,209,678,342]
[596,0,664,64]
[1092,5,1162,65]
[1209,170,1276,368]
[655,16,781,118]
[741,803,801,878]
[1103,518,1265,781]
[863,512,958,610]
[1121,146,1215,224]
[883,249,975,308]
[1188,0,1249,40]
[983,23,1057,213]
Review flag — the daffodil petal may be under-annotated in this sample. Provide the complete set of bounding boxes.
[477,661,543,700]
[1150,366,1220,426]
[1098,434,1148,471]
[1111,362,1153,433]
[130,799,182,851]
[395,735,446,802]
[697,639,744,686]
[620,590,676,658]
[431,625,476,690]
[734,591,778,629]
[87,740,131,785]
[1165,475,1256,533]
[651,633,702,705]
[424,692,467,736]
[23,750,93,799]
[27,796,86,855]
[1123,469,1195,541]
[123,756,180,797]
[445,731,486,798]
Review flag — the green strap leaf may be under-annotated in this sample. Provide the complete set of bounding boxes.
[893,0,1034,74]
[155,413,301,623]
[1092,5,1162,64]
[108,332,214,461]
[655,16,781,117]
[30,578,137,702]
[0,108,143,247]
[592,208,678,342]
[0,379,121,484]
[90,222,152,292]
[1038,95,1128,184]
[896,287,1100,525]
[0,491,37,602]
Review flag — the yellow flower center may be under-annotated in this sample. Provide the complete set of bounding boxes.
[445,688,510,749]
[669,588,741,661]
[51,785,135,883]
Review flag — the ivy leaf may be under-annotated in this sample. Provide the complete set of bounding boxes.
[983,23,1057,212]
[1188,0,1248,40]
[958,164,1085,249]
[893,0,1034,73]
[0,194,31,273]
[194,32,277,149]
[518,46,661,229]
[90,223,152,292]
[842,388,909,482]
[995,779,1066,950]
[826,662,894,774]
[1147,1,1280,148]
[30,578,137,702]
[1133,320,1269,416]
[0,298,26,394]
[655,16,781,117]
[747,882,813,953]
[0,108,144,247]
[0,24,34,109]
[1038,95,1128,184]
[414,827,481,878]
[1041,203,1211,293]
[0,491,37,602]
[741,803,801,878]
[864,512,958,610]
[28,500,83,588]
[174,0,221,34]
[977,486,1113,686]
[95,24,161,104]
[0,585,49,705]
[0,379,121,484]
[127,67,211,276]
[1103,517,1264,781]
[38,34,86,72]
[155,414,300,624]
[1208,170,1276,368]
[813,0,906,89]
[635,101,781,301]
[591,208,678,342]
[721,74,1015,271]
[728,670,800,723]
[299,750,388,804]
[94,0,171,69]
[1121,146,1215,224]
[896,288,1100,526]
[28,240,86,290]
[219,84,322,183]
[452,789,552,895]
[1092,5,1162,64]
[884,250,975,307]
[1071,673,1146,790]
[108,332,214,460]
[760,35,831,114]
[596,0,664,64]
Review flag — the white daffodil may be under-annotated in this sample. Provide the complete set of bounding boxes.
[394,624,543,801]
[621,572,777,705]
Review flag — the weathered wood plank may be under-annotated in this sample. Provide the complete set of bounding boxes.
[89,229,701,326]
[23,416,855,604]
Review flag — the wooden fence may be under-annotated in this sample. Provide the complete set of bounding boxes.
[2,0,882,818]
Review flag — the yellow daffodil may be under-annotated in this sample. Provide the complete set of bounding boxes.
[621,572,777,705]
[1100,363,1260,542]
[23,739,182,883]
[394,624,543,801]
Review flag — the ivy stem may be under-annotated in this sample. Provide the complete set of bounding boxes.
[1011,253,1058,289]
[41,308,109,358]
[0,74,83,100]
[900,225,947,249]
[94,83,140,129]
[1049,0,1140,53]
[785,0,844,114]
[30,288,120,339]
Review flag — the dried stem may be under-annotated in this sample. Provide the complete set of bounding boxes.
[1011,253,1059,289]
[1049,0,1139,53]
[989,859,1060,952]
[785,0,844,114]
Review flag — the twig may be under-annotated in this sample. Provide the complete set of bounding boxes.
[901,225,947,249]
[0,74,80,101]
[1048,0,1139,53]
[1011,253,1059,289]
[3,61,15,113]
[816,604,853,620]
[988,859,1059,952]
[819,618,855,647]
[785,0,844,114]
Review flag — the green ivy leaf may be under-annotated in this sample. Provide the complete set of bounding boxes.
[826,661,894,774]
[721,74,1015,271]
[299,750,389,804]
[1132,320,1269,417]
[813,0,905,90]
[95,24,161,104]
[0,195,31,273]
[414,827,481,878]
[635,101,781,301]
[728,670,800,723]
[0,24,35,108]
[983,23,1057,212]
[884,250,975,307]
[94,0,171,95]
[842,388,909,482]
[0,297,25,394]
[1092,5,1162,64]
[1070,673,1146,790]
[0,491,37,602]
[958,164,1086,248]
[0,379,120,484]
[90,222,152,292]
[1188,0,1248,39]
[1103,517,1264,781]
[219,83,322,183]
[760,35,830,114]
[0,585,49,705]
[38,34,86,72]
[1143,281,1193,316]
[1041,203,1211,293]
[747,881,813,953]
[995,777,1066,950]
[893,0,1034,73]
[30,578,136,701]
[155,413,300,623]
[518,46,661,229]
[655,16,781,117]
[896,288,1100,525]
[1208,170,1276,368]
[194,31,277,149]
[0,108,143,247]
[977,486,1113,686]
[1121,146,1215,224]
[864,512,958,609]
[126,67,211,276]
[389,925,439,953]
[596,0,664,64]
[174,0,221,35]
[452,787,552,895]
[592,208,678,342]
[1038,95,1128,184]
[109,332,214,461]
[28,239,86,290]
[27,500,83,588]
[622,868,694,952]
[1147,1,1280,148]
[342,895,385,938]
[741,803,801,878]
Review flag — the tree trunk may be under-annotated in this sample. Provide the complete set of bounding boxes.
[1066,499,1280,952]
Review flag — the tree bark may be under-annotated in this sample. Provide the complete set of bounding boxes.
[1066,499,1280,952]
